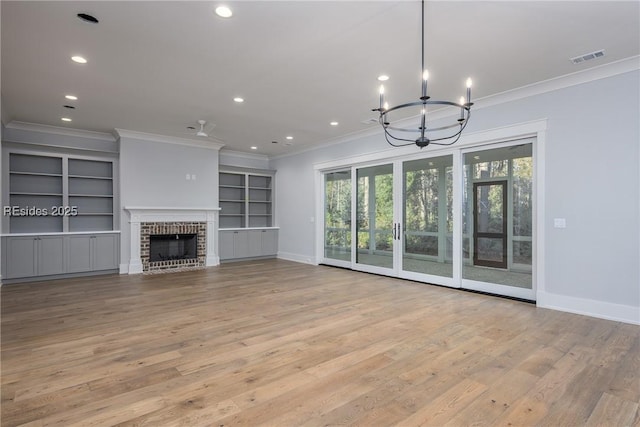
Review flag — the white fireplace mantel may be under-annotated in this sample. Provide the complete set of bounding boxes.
[124,206,221,274]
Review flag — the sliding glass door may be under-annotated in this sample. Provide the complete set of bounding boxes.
[324,170,352,266]
[462,144,534,300]
[355,163,397,274]
[401,155,454,282]
[320,140,534,300]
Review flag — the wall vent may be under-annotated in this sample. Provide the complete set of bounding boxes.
[570,49,605,65]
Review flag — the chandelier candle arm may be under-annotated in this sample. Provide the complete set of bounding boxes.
[372,0,474,148]
[422,70,429,100]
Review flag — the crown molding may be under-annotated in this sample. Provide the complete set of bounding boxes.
[115,128,225,151]
[474,55,639,111]
[4,121,116,142]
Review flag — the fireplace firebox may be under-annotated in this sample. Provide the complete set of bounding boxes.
[149,234,197,262]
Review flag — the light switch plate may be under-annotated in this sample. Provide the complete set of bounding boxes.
[554,218,566,228]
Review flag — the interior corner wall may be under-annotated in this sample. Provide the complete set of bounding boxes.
[118,136,220,269]
[271,69,640,323]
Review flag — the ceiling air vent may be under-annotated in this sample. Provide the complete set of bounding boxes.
[570,49,605,65]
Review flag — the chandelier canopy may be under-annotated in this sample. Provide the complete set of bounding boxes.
[374,0,473,148]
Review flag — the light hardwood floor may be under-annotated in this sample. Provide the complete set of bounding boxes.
[1,259,638,426]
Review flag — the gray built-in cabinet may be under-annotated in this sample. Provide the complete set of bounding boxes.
[219,169,278,261]
[219,229,278,261]
[2,152,119,282]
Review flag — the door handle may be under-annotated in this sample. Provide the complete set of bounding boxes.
[392,223,401,241]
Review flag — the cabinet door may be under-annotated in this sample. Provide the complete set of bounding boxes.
[5,237,37,278]
[93,234,119,271]
[67,235,93,273]
[219,231,235,260]
[233,231,250,258]
[37,236,65,276]
[247,230,263,257]
[261,230,278,256]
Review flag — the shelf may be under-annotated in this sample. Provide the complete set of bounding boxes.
[69,194,114,198]
[68,174,113,180]
[220,199,246,203]
[9,171,63,178]
[9,192,63,197]
[248,186,272,190]
[74,213,114,216]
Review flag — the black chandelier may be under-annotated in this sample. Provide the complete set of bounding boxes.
[373,0,473,148]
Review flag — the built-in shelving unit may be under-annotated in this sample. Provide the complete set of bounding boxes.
[219,171,273,229]
[8,153,64,233]
[68,158,114,232]
[219,168,277,261]
[7,154,115,233]
[3,152,120,282]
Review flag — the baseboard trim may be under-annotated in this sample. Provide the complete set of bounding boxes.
[537,291,640,325]
[277,252,316,265]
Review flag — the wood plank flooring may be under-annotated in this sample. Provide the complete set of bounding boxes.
[1,259,638,426]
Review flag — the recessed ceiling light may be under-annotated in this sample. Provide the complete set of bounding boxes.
[330,121,339,126]
[250,146,257,150]
[378,75,389,81]
[233,97,244,103]
[71,55,87,64]
[285,136,293,140]
[215,6,233,18]
[65,95,78,100]
[61,117,72,122]
[77,13,99,24]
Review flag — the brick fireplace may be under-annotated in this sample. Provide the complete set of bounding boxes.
[124,207,220,274]
[141,222,206,272]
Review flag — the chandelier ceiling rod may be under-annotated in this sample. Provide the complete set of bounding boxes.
[374,0,474,149]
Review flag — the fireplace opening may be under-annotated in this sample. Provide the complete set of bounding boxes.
[149,234,197,262]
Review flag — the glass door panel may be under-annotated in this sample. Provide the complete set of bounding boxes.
[463,144,534,298]
[324,170,352,262]
[402,155,453,278]
[356,164,394,270]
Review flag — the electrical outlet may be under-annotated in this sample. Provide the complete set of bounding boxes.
[554,218,566,228]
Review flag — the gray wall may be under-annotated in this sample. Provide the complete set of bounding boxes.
[271,69,640,322]
[119,134,220,265]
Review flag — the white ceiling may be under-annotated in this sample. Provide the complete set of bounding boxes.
[2,1,639,156]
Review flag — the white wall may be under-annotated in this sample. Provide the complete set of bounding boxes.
[272,67,640,324]
[118,131,221,268]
